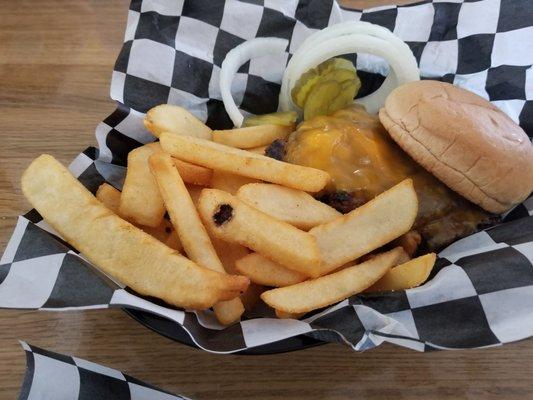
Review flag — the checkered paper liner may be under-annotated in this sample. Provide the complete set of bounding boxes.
[18,341,190,400]
[1,0,532,353]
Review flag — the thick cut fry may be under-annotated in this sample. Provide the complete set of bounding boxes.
[248,146,267,155]
[119,143,165,227]
[149,152,244,324]
[187,182,250,275]
[144,104,212,140]
[262,248,404,313]
[210,236,249,275]
[21,155,248,309]
[237,183,341,230]
[366,253,436,292]
[96,183,181,251]
[198,189,321,277]
[96,183,121,212]
[211,171,258,195]
[213,125,292,149]
[160,133,330,192]
[235,253,307,287]
[309,179,418,276]
[189,182,256,313]
[149,152,223,271]
[139,220,172,243]
[212,298,245,325]
[275,310,305,319]
[172,158,212,187]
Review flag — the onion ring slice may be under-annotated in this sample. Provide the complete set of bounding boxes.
[279,22,419,114]
[220,38,288,127]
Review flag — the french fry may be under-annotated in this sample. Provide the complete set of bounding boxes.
[96,182,181,251]
[237,183,341,230]
[160,133,330,192]
[248,146,267,155]
[275,310,305,319]
[96,183,121,212]
[149,152,245,325]
[211,171,258,195]
[188,182,257,311]
[309,179,418,276]
[144,104,212,140]
[138,220,172,243]
[118,143,165,227]
[213,125,292,149]
[210,236,249,275]
[172,158,212,187]
[262,248,404,313]
[212,299,244,326]
[235,253,307,287]
[188,182,251,276]
[366,253,436,292]
[22,155,248,309]
[186,185,250,275]
[198,189,321,277]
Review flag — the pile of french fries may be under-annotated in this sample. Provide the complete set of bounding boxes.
[21,104,436,326]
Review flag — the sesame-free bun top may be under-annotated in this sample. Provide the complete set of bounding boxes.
[379,80,533,214]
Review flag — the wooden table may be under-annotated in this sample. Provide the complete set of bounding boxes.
[1,1,532,399]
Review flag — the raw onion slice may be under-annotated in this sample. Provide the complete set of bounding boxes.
[220,38,288,127]
[279,22,419,114]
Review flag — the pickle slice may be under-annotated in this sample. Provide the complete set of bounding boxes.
[327,79,360,115]
[317,58,356,75]
[303,80,342,120]
[292,58,359,112]
[320,68,357,85]
[243,111,298,128]
[291,69,322,108]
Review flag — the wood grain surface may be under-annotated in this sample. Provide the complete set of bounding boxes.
[1,1,532,399]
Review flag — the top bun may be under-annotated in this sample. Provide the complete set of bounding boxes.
[379,80,533,214]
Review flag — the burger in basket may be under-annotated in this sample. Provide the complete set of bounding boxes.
[20,22,533,325]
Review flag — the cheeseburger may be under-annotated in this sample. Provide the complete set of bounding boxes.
[268,81,533,252]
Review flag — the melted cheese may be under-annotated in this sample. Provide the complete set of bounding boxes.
[285,105,490,248]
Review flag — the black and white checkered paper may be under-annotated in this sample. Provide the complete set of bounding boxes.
[18,341,190,399]
[1,0,532,353]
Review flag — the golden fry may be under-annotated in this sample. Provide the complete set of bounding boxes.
[188,182,255,314]
[211,171,258,195]
[198,189,321,277]
[237,183,341,230]
[247,146,267,155]
[213,124,292,149]
[366,253,436,292]
[119,143,165,227]
[275,310,305,319]
[144,104,212,140]
[149,152,245,324]
[96,183,121,212]
[262,248,404,313]
[173,158,212,187]
[235,253,307,287]
[160,133,330,192]
[210,236,249,276]
[96,182,180,250]
[309,179,418,276]
[22,155,248,309]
